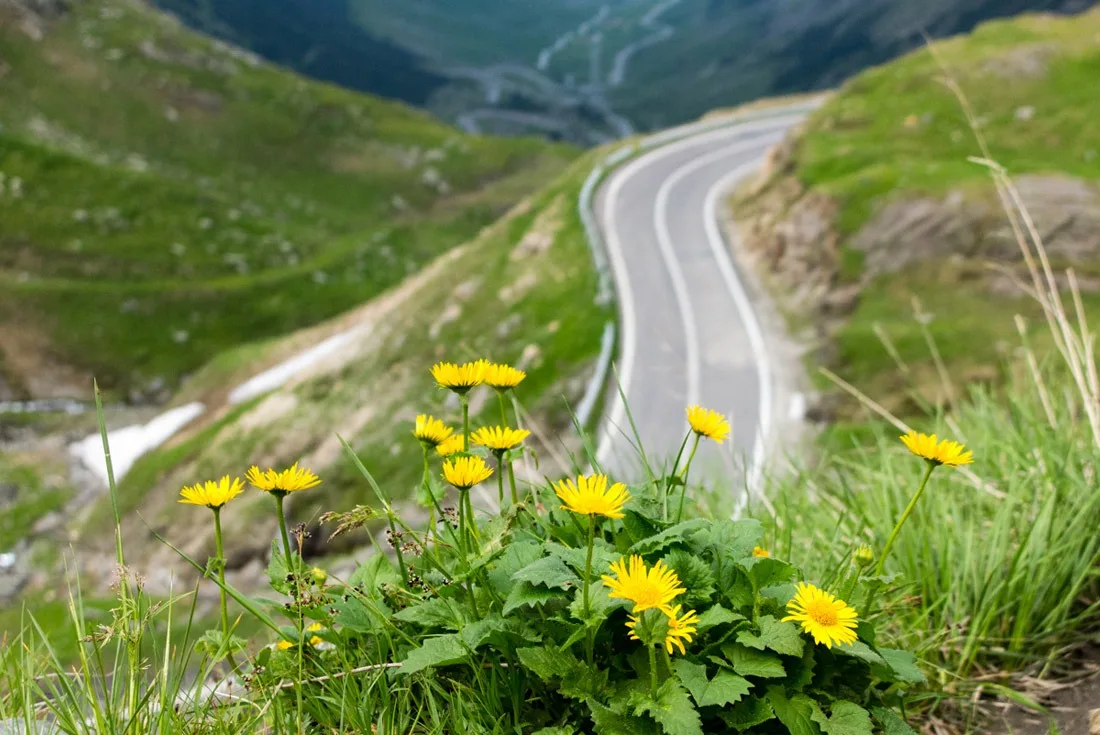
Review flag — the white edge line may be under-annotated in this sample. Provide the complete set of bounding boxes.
[595,116,804,467]
[704,161,778,517]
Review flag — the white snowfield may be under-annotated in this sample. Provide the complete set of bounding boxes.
[68,323,372,484]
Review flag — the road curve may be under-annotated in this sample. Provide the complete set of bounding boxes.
[594,113,808,500]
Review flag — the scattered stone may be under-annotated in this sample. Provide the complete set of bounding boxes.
[453,278,481,302]
[1016,105,1036,122]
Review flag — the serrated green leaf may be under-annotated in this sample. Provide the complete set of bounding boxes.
[628,519,710,555]
[736,615,804,657]
[460,613,538,650]
[512,555,579,590]
[811,700,873,735]
[589,700,652,735]
[546,540,620,574]
[531,728,576,735]
[347,553,400,595]
[666,549,716,607]
[766,687,821,735]
[690,519,762,560]
[398,634,468,675]
[633,679,703,735]
[673,660,752,708]
[871,707,918,735]
[393,598,464,629]
[622,510,661,546]
[569,582,622,626]
[503,580,566,614]
[560,666,611,701]
[719,696,775,731]
[878,648,925,684]
[489,540,543,594]
[747,558,798,590]
[836,640,885,666]
[332,596,386,633]
[694,604,743,633]
[721,643,786,678]
[517,646,580,682]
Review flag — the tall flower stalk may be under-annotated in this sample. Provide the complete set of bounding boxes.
[247,463,323,570]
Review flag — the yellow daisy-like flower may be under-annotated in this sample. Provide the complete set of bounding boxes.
[782,582,859,649]
[436,435,465,457]
[900,431,973,467]
[554,474,631,519]
[430,360,489,393]
[306,622,324,646]
[484,363,526,391]
[178,475,245,509]
[442,455,493,489]
[246,462,322,494]
[276,640,293,651]
[686,405,730,444]
[413,414,454,447]
[752,546,770,558]
[601,556,685,612]
[625,605,699,655]
[471,425,531,452]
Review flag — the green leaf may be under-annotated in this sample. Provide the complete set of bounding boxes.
[589,700,652,735]
[570,582,622,626]
[503,580,565,614]
[719,696,775,731]
[398,634,469,675]
[512,555,579,590]
[622,510,662,546]
[629,519,710,555]
[835,640,885,666]
[393,598,464,629]
[811,701,873,735]
[721,643,786,678]
[766,687,821,735]
[633,679,703,735]
[747,558,798,590]
[546,540,620,574]
[517,646,580,682]
[265,540,291,593]
[877,648,926,684]
[694,604,743,633]
[787,643,817,691]
[461,613,539,650]
[736,615,804,657]
[489,540,543,595]
[560,667,611,702]
[332,595,387,633]
[348,553,400,595]
[673,660,752,708]
[691,519,762,560]
[665,549,716,607]
[871,707,918,735]
[532,728,576,735]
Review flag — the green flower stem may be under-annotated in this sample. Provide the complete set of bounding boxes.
[495,451,506,505]
[876,461,937,576]
[273,492,294,572]
[508,460,520,505]
[212,507,238,672]
[457,489,470,559]
[582,515,597,665]
[665,432,691,521]
[461,394,471,452]
[675,434,702,523]
[421,445,436,544]
[648,644,659,697]
[497,391,509,426]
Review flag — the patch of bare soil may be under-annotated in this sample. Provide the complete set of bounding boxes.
[990,671,1100,734]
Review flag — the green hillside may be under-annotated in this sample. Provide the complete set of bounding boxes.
[0,0,575,400]
[732,7,1100,418]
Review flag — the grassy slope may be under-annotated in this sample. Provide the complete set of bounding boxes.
[744,8,1100,416]
[0,0,574,398]
[92,150,610,569]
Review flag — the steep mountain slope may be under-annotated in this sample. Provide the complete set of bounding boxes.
[0,0,575,401]
[729,7,1100,419]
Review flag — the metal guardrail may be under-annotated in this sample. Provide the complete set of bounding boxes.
[572,100,825,432]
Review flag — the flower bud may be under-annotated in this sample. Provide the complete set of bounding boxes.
[311,566,327,585]
[854,545,875,569]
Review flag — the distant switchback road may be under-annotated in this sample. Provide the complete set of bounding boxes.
[594,108,815,501]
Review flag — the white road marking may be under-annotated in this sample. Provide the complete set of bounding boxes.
[596,117,802,467]
[703,160,777,515]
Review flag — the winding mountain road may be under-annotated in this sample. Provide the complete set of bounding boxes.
[594,109,814,499]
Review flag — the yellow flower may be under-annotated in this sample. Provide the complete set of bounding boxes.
[430,360,489,393]
[554,474,631,519]
[900,431,973,467]
[276,640,293,651]
[178,475,244,509]
[625,604,699,655]
[246,462,322,494]
[471,425,530,452]
[413,414,454,447]
[686,405,730,444]
[782,582,859,649]
[752,546,770,558]
[443,455,493,489]
[307,622,324,646]
[484,363,526,391]
[601,556,685,612]
[436,435,465,457]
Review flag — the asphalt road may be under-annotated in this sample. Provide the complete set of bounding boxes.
[594,112,810,498]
